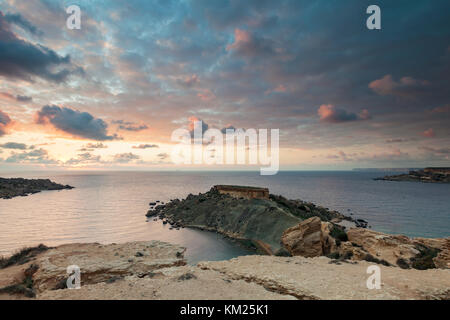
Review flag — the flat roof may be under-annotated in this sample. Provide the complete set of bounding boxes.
[214,185,269,191]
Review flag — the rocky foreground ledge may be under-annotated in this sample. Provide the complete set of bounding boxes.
[374,167,450,183]
[0,241,449,300]
[0,178,74,199]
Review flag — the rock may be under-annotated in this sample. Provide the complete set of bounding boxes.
[346,228,450,269]
[37,264,294,300]
[0,241,186,294]
[281,217,337,257]
[198,255,450,300]
[0,178,74,199]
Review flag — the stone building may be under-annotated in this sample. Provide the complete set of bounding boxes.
[212,185,269,199]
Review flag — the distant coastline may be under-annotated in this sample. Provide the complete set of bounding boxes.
[374,167,450,183]
[0,178,74,199]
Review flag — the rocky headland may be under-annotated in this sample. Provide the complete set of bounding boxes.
[374,167,450,183]
[0,178,74,199]
[146,185,449,270]
[0,241,449,300]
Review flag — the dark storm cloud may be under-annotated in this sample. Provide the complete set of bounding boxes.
[36,105,119,141]
[0,11,83,83]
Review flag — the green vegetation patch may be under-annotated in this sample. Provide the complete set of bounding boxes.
[410,244,440,270]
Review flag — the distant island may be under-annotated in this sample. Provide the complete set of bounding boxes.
[374,167,450,183]
[0,178,74,199]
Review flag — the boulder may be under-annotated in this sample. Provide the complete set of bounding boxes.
[281,217,336,257]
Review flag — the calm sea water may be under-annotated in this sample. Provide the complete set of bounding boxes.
[0,171,449,263]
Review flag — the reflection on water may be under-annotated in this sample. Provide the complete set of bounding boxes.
[0,171,449,262]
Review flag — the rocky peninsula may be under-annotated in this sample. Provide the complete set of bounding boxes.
[147,185,449,270]
[0,178,74,199]
[374,167,450,183]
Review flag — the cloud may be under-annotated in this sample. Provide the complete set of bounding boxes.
[420,146,450,155]
[430,105,450,113]
[0,92,32,102]
[16,95,32,102]
[4,12,44,36]
[369,75,430,97]
[0,142,29,150]
[113,152,140,163]
[227,28,275,58]
[0,109,12,136]
[422,128,436,138]
[66,152,102,165]
[132,144,159,149]
[317,104,370,123]
[5,148,57,164]
[177,74,199,88]
[157,153,169,160]
[36,105,119,141]
[85,142,108,149]
[0,12,82,82]
[385,138,409,144]
[188,116,209,137]
[78,142,108,151]
[112,120,149,132]
[221,124,236,134]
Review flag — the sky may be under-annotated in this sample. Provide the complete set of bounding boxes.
[0,0,449,171]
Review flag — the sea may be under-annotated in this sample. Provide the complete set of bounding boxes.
[0,171,449,264]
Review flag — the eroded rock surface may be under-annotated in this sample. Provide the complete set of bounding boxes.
[38,265,293,300]
[199,255,450,300]
[0,241,186,297]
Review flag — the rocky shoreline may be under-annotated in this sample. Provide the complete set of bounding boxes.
[0,241,448,300]
[374,167,450,183]
[146,186,449,270]
[0,178,74,199]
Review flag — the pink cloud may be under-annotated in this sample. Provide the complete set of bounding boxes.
[422,128,436,138]
[369,74,430,96]
[226,28,274,58]
[197,89,216,101]
[318,104,370,123]
[430,105,450,113]
[226,29,251,51]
